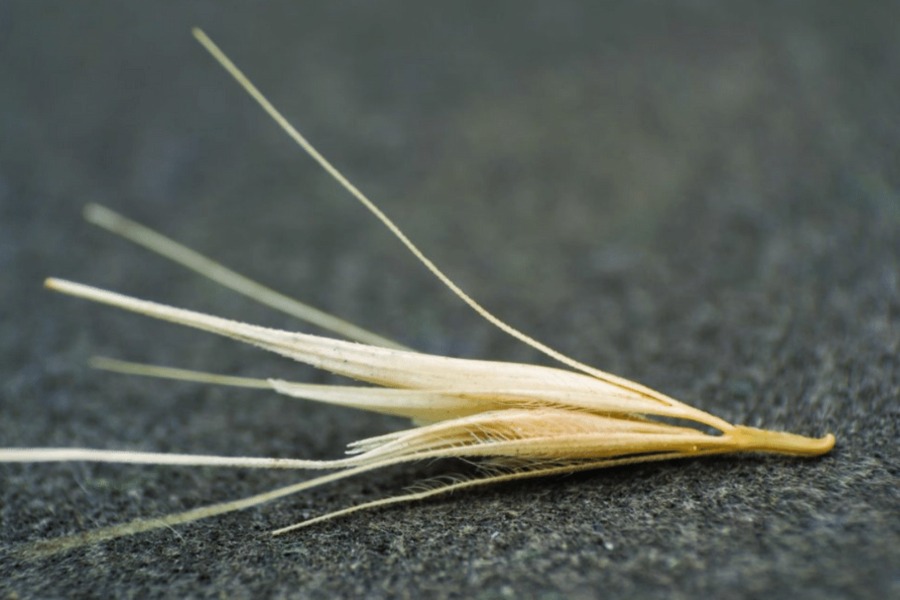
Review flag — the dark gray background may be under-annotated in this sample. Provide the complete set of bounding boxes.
[1,2,897,598]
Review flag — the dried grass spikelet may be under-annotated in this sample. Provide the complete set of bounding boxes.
[0,29,835,557]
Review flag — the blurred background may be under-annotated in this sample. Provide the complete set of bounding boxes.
[1,2,897,597]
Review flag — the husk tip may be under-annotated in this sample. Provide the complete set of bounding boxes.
[731,426,835,456]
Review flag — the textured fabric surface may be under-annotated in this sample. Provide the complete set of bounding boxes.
[1,2,897,598]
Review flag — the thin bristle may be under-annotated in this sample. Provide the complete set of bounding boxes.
[82,203,406,350]
[270,449,727,536]
[89,356,271,389]
[0,448,345,469]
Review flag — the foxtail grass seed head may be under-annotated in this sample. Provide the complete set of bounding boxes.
[1,29,834,558]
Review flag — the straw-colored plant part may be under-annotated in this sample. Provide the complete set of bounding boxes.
[1,29,835,557]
